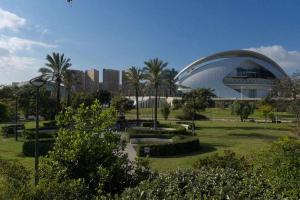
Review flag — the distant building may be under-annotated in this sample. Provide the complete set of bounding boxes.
[103,69,120,95]
[85,69,99,94]
[121,70,134,96]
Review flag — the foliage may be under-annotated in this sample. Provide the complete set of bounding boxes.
[63,69,82,106]
[193,150,251,171]
[256,137,300,197]
[258,101,274,121]
[119,168,276,200]
[71,92,94,108]
[182,88,215,112]
[0,158,32,200]
[230,101,255,122]
[160,101,170,120]
[40,100,151,197]
[23,130,55,139]
[144,58,168,128]
[162,68,178,97]
[124,66,144,123]
[137,137,200,157]
[111,96,134,116]
[172,98,183,110]
[94,89,112,106]
[0,102,11,122]
[1,124,25,137]
[22,139,55,156]
[39,52,72,112]
[176,106,209,120]
[127,125,187,135]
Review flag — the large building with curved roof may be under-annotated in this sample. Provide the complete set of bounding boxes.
[175,50,288,98]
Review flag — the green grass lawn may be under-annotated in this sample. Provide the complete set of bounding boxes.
[149,120,298,171]
[126,107,295,121]
[0,118,298,173]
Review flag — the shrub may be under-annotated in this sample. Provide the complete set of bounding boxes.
[0,158,32,199]
[141,121,159,127]
[1,124,25,137]
[119,168,276,200]
[23,130,55,140]
[0,102,11,122]
[128,133,174,139]
[137,137,200,157]
[127,125,187,135]
[22,139,55,157]
[43,121,57,128]
[176,107,208,120]
[193,150,251,171]
[172,99,183,110]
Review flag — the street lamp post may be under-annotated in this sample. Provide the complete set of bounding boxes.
[29,75,46,186]
[14,94,18,141]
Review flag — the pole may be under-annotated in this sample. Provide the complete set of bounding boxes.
[15,98,18,141]
[34,87,40,186]
[192,94,195,136]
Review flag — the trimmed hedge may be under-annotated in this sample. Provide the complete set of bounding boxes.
[141,121,159,127]
[22,139,55,157]
[127,125,188,135]
[23,130,55,140]
[43,121,57,127]
[1,124,25,137]
[137,137,200,157]
[128,133,174,139]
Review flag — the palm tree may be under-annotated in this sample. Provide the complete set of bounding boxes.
[39,52,71,112]
[125,66,144,125]
[163,68,178,97]
[64,70,81,107]
[144,58,168,129]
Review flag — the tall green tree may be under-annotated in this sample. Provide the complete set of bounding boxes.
[124,67,144,124]
[163,68,178,97]
[144,58,168,129]
[39,52,72,112]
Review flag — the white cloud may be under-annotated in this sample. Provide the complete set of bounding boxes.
[0,35,56,53]
[247,45,300,73]
[0,8,26,31]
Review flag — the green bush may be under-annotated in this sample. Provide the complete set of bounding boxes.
[137,137,200,157]
[1,124,25,137]
[128,133,174,139]
[141,121,159,127]
[43,121,57,127]
[23,130,55,140]
[176,108,208,120]
[0,158,32,199]
[127,125,187,136]
[22,139,55,157]
[193,150,251,171]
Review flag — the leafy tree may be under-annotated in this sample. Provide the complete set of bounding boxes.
[94,89,111,106]
[144,58,168,129]
[160,101,170,120]
[40,100,151,197]
[71,92,94,109]
[162,68,178,97]
[39,52,72,112]
[258,101,274,122]
[111,96,134,117]
[271,72,300,132]
[0,102,11,122]
[172,99,183,110]
[124,67,144,125]
[230,101,255,122]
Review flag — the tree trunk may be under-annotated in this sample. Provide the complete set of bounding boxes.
[66,89,71,107]
[135,88,139,126]
[154,84,158,129]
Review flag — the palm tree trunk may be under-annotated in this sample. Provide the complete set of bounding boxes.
[154,84,158,129]
[135,87,139,126]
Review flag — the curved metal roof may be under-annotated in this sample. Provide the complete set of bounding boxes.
[175,50,287,80]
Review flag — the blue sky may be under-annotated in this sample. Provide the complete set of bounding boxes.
[0,0,300,84]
